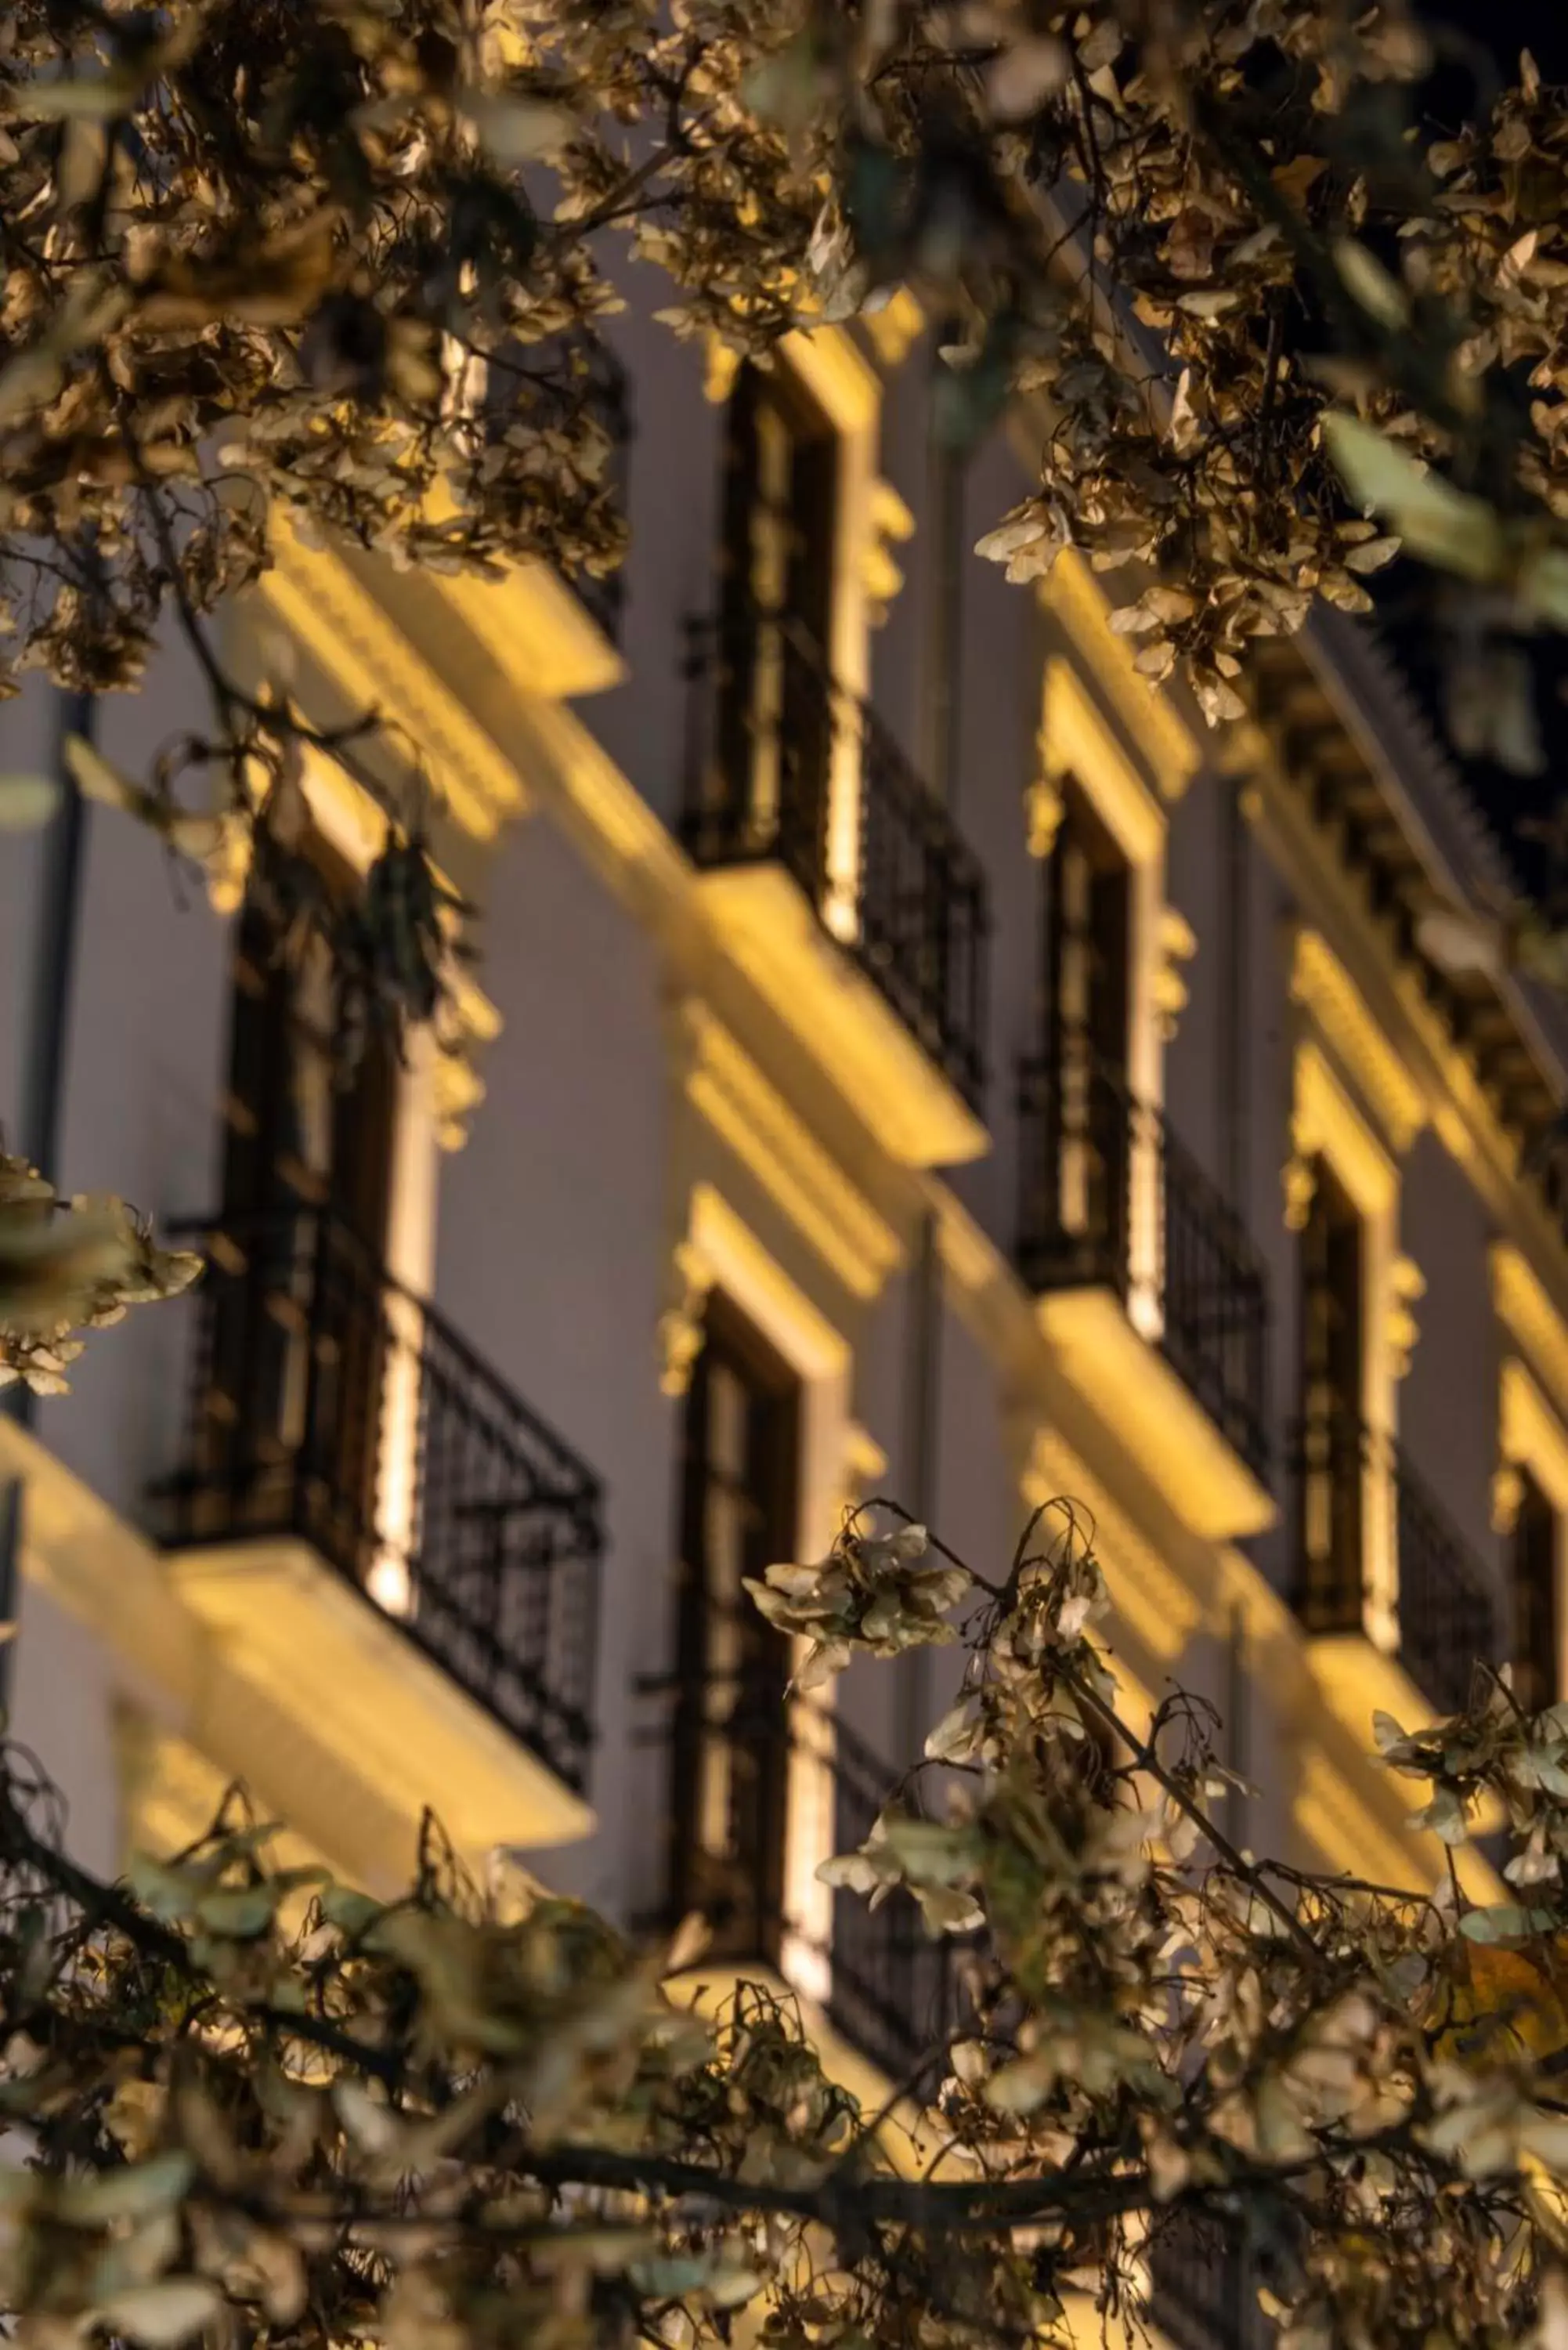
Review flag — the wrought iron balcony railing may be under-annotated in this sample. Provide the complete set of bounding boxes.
[1289,1397,1497,1719]
[640,1663,972,2086]
[154,1206,603,1794]
[681,604,989,1112]
[1017,1049,1272,1481]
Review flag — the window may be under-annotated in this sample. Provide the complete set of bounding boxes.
[1037,779,1134,1276]
[719,360,838,646]
[1496,1352,1568,1716]
[1295,1158,1367,1627]
[1041,777,1133,1083]
[668,1296,801,1961]
[197,837,400,1573]
[712,361,841,887]
[1300,1159,1364,1420]
[220,827,398,1242]
[1510,1466,1559,1714]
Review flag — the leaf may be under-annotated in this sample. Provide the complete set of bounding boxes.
[461,92,573,164]
[1321,415,1504,583]
[63,735,142,813]
[317,1883,383,1935]
[0,775,61,830]
[1413,907,1505,981]
[924,1700,980,1762]
[194,1885,276,1937]
[1459,1904,1556,1944]
[985,36,1068,121]
[15,74,143,120]
[1334,238,1410,330]
[0,346,64,427]
[664,1910,711,1974]
[98,2279,222,2348]
[58,2153,194,2225]
[1342,533,1402,574]
[1271,154,1327,207]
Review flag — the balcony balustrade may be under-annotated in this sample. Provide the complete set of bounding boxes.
[642,1661,971,2087]
[680,603,990,1165]
[1289,1397,1497,1721]
[154,1206,602,1797]
[1017,1046,1274,1530]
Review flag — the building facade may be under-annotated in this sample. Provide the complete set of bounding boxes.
[0,288,1563,2160]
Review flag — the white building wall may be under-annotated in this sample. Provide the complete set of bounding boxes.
[0,283,1550,1969]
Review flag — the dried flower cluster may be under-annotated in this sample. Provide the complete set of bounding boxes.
[0,0,822,1029]
[0,1151,200,1395]
[804,1,1568,754]
[4,1499,1568,2350]
[3,0,1566,977]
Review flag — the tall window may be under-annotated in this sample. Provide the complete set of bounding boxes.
[714,363,840,881]
[1511,1466,1559,1715]
[198,835,399,1570]
[719,360,838,643]
[1041,780,1131,1083]
[221,848,398,1244]
[1031,780,1133,1282]
[1297,1159,1366,1618]
[668,1297,800,1961]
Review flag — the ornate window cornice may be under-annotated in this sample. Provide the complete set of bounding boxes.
[1289,927,1427,1157]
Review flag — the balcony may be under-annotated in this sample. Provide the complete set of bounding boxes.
[1290,1397,1498,1723]
[153,1207,602,1851]
[641,1664,970,2088]
[1017,1050,1274,1540]
[681,606,990,1168]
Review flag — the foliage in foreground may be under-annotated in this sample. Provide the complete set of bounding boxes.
[0,1149,200,1399]
[3,1503,1568,2350]
[7,0,1568,1015]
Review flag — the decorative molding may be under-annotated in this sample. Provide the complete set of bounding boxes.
[435,971,504,1152]
[260,519,529,842]
[1493,1244,1568,1436]
[1152,908,1198,1045]
[1024,765,1065,860]
[1039,658,1165,866]
[1237,717,1568,1332]
[1493,1462,1526,1538]
[1289,1039,1399,1223]
[863,288,924,369]
[703,337,741,406]
[863,479,915,626]
[1289,929,1426,1156]
[679,1000,902,1300]
[1386,1254,1425,1381]
[1042,550,1199,804]
[1282,1152,1317,1235]
[660,1180,855,1405]
[686,1181,852,1380]
[843,1421,887,1492]
[658,1237,714,1399]
[1500,1351,1568,1515]
[780,322,883,433]
[693,864,988,1167]
[838,1421,889,1531]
